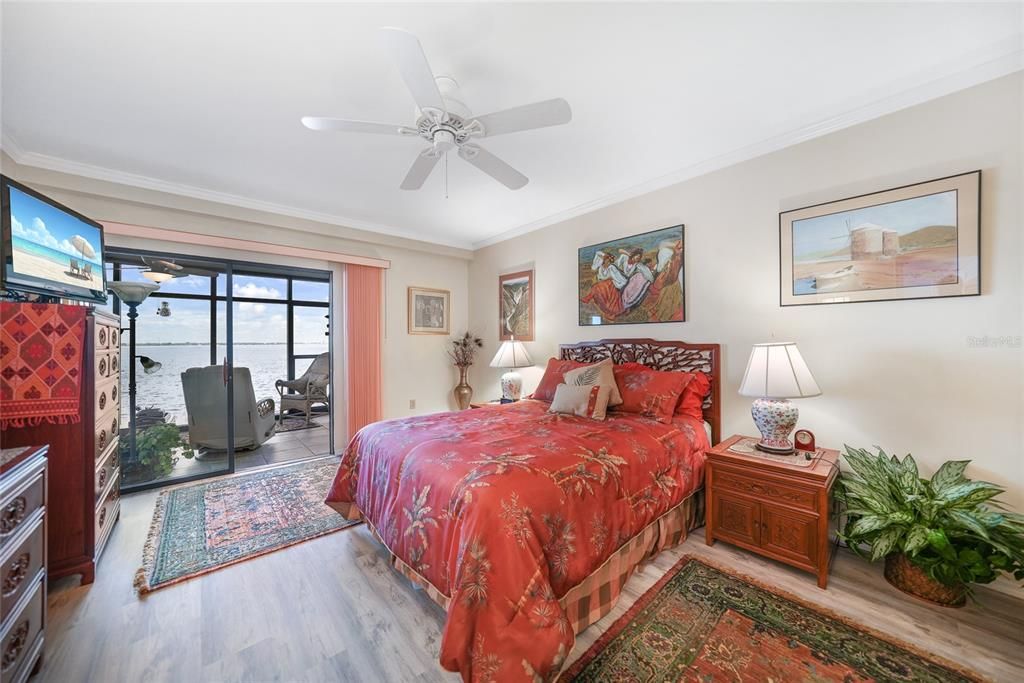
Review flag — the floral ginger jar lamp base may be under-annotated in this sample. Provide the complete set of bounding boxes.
[751,397,799,454]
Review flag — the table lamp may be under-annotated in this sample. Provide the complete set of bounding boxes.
[489,339,533,401]
[738,342,821,454]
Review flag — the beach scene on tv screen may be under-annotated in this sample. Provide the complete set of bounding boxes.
[9,185,103,291]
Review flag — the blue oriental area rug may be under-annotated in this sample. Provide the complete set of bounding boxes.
[135,457,358,594]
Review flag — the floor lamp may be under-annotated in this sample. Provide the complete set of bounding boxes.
[108,281,160,465]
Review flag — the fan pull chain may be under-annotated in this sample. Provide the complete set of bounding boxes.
[444,152,449,199]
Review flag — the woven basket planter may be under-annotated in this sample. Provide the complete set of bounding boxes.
[884,553,966,607]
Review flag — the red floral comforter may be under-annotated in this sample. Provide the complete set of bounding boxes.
[325,399,708,681]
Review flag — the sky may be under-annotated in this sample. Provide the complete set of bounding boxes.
[106,272,329,345]
[792,190,957,260]
[9,185,103,265]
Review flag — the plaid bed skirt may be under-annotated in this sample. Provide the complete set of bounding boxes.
[344,489,706,636]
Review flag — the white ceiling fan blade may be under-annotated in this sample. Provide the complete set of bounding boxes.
[380,27,445,114]
[401,149,442,190]
[473,98,572,138]
[458,144,528,190]
[301,117,412,135]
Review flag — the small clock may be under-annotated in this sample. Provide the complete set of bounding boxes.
[794,429,816,456]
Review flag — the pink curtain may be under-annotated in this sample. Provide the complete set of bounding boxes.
[345,264,383,437]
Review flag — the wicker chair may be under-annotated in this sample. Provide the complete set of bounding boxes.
[276,353,330,425]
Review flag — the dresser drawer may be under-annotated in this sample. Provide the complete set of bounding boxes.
[95,351,110,380]
[95,477,120,560]
[95,449,120,505]
[94,412,121,461]
[94,380,119,416]
[0,520,43,626]
[0,577,43,683]
[711,465,819,512]
[96,322,119,350]
[0,475,44,557]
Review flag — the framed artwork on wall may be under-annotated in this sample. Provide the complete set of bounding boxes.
[780,170,981,306]
[578,224,684,326]
[498,270,534,341]
[408,286,450,335]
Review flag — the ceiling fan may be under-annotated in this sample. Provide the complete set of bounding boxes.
[120,257,219,283]
[301,27,572,191]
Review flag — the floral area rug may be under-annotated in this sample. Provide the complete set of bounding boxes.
[564,556,980,682]
[135,457,358,594]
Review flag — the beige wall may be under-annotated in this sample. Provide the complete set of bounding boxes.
[0,154,472,445]
[469,73,1024,510]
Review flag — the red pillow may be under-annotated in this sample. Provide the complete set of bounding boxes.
[531,357,590,402]
[612,363,693,423]
[675,371,711,421]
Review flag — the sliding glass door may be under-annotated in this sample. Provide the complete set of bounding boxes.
[106,248,332,493]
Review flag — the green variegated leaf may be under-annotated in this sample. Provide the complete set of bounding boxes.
[939,481,1004,505]
[947,510,991,540]
[870,527,903,561]
[927,529,956,560]
[849,515,891,536]
[930,460,970,494]
[903,526,930,555]
[886,510,914,525]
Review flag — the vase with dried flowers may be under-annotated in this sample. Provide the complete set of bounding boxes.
[448,332,483,410]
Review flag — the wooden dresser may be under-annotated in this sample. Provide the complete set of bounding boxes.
[705,434,839,588]
[2,309,121,584]
[0,445,47,683]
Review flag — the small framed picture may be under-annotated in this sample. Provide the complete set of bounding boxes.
[498,270,534,341]
[780,171,981,306]
[408,286,450,335]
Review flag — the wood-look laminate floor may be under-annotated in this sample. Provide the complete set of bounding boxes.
[42,479,1024,683]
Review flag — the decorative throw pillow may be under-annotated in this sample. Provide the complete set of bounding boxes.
[548,383,611,420]
[562,358,623,406]
[675,371,711,421]
[612,362,693,423]
[531,357,590,402]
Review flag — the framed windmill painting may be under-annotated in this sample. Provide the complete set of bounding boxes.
[780,171,980,306]
[578,225,684,325]
[499,270,534,341]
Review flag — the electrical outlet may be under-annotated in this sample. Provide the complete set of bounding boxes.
[409,399,416,409]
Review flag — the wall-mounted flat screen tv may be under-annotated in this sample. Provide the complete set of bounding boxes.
[1,175,107,304]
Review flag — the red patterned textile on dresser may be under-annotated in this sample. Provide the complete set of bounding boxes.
[0,303,87,430]
[325,399,709,682]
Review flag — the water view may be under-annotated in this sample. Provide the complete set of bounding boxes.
[121,342,328,427]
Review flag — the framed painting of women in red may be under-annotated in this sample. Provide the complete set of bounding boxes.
[578,224,684,325]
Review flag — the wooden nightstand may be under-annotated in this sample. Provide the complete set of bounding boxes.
[705,434,840,588]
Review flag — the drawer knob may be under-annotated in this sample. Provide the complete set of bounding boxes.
[98,328,107,346]
[111,330,118,346]
[98,506,107,529]
[0,498,26,535]
[2,553,29,597]
[111,386,118,403]
[1,620,28,672]
[99,391,107,410]
[99,358,107,375]
[98,468,107,489]
[98,430,107,450]
[111,356,119,374]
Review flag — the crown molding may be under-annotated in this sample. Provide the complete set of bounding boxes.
[0,137,476,251]
[473,36,1024,250]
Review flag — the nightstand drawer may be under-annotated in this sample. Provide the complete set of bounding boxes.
[0,475,44,557]
[0,577,43,683]
[712,465,819,512]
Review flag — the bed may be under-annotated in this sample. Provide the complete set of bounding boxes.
[326,338,720,681]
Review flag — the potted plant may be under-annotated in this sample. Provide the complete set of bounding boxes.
[448,332,483,410]
[121,408,196,481]
[836,446,1024,606]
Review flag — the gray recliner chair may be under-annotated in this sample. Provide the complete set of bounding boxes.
[181,365,277,451]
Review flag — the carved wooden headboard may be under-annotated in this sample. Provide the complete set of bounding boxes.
[559,338,721,444]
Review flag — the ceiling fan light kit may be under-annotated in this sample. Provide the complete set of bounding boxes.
[302,27,572,191]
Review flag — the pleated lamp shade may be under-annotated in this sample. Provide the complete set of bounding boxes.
[489,340,533,369]
[739,342,821,399]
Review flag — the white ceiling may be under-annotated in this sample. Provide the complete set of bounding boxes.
[2,2,1021,250]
